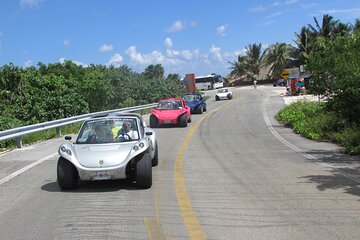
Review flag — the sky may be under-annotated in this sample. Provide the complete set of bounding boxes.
[0,0,359,77]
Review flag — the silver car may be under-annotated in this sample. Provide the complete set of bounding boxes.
[57,113,158,190]
[215,88,233,101]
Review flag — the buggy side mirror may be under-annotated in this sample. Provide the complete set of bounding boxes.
[65,136,72,141]
[145,132,153,136]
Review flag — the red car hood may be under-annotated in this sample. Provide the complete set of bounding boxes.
[152,109,186,120]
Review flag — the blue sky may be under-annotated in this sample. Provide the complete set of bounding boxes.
[0,0,359,77]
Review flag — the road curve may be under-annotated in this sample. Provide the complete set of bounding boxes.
[0,86,359,240]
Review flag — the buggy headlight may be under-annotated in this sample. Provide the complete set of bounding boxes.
[132,141,145,152]
[60,146,72,156]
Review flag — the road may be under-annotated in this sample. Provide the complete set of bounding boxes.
[0,86,359,240]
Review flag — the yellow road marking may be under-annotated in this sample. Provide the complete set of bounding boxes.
[174,101,232,240]
[144,216,165,240]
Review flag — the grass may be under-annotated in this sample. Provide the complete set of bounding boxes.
[276,101,360,155]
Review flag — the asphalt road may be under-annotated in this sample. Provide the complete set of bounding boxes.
[0,86,359,240]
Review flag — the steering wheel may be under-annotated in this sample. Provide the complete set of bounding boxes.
[117,133,132,141]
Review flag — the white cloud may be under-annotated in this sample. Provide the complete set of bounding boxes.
[284,0,298,5]
[190,22,197,27]
[250,0,298,12]
[217,25,228,36]
[268,11,282,18]
[181,50,193,60]
[126,46,151,65]
[224,49,246,58]
[259,20,276,26]
[63,38,70,47]
[99,44,114,52]
[20,0,45,8]
[209,45,222,61]
[59,58,87,67]
[249,5,266,12]
[319,8,360,15]
[164,38,173,48]
[24,60,33,67]
[107,53,123,66]
[166,49,180,57]
[301,3,318,9]
[167,20,185,32]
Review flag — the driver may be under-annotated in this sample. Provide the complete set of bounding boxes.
[117,121,139,140]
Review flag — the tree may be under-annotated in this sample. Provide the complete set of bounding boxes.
[228,43,266,80]
[244,43,266,79]
[228,55,247,78]
[143,64,164,80]
[306,31,360,123]
[294,26,316,65]
[308,14,338,38]
[263,43,295,79]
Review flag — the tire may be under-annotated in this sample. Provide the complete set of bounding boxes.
[57,157,78,190]
[152,141,159,167]
[203,105,207,112]
[149,115,158,128]
[179,114,187,127]
[188,116,192,123]
[198,105,203,114]
[136,153,152,188]
[227,94,232,100]
[215,96,220,101]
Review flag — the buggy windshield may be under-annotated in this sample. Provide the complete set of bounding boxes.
[218,89,228,93]
[156,100,182,110]
[76,118,139,144]
[183,94,199,102]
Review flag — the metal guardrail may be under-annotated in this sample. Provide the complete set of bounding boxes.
[0,103,157,148]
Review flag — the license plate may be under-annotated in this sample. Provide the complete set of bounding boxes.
[164,120,171,124]
[94,171,110,180]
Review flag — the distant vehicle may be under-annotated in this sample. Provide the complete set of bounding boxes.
[150,98,191,128]
[57,113,158,190]
[273,79,286,87]
[195,74,224,90]
[183,93,207,114]
[215,88,233,101]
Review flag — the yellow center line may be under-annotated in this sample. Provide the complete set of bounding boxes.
[144,216,165,240]
[174,101,233,240]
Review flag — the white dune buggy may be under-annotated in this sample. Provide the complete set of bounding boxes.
[57,113,158,190]
[215,88,233,101]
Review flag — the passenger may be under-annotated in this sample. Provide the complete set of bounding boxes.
[109,120,121,140]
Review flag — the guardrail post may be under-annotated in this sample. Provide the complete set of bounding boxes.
[15,137,23,148]
[56,127,61,137]
[140,109,144,115]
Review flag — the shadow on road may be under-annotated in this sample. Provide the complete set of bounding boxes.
[301,150,360,198]
[41,179,142,193]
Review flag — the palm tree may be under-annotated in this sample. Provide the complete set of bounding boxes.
[294,26,316,64]
[308,14,338,38]
[228,43,267,80]
[244,43,266,79]
[334,22,352,36]
[228,55,247,78]
[263,43,295,79]
[351,19,360,33]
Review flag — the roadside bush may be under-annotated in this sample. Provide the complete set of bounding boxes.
[330,125,360,155]
[276,101,360,155]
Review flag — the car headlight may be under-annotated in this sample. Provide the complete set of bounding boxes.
[60,146,72,156]
[132,141,146,152]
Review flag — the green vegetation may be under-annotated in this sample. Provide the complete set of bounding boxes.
[1,122,83,151]
[276,102,360,155]
[0,62,186,149]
